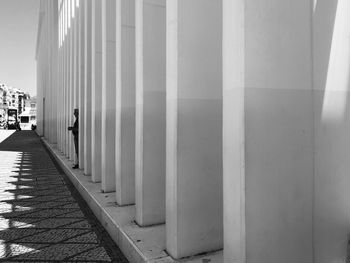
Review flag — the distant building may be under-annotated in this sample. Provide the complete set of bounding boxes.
[0,85,4,109]
[0,83,31,114]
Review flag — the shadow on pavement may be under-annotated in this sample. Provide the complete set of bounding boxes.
[0,131,128,262]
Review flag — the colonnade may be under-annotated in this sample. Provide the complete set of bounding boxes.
[37,0,225,260]
[37,0,350,262]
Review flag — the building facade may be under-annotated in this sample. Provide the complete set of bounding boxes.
[36,0,350,263]
[0,83,30,114]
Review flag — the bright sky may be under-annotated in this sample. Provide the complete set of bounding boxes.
[0,0,40,96]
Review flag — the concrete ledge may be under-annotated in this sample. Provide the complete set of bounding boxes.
[42,139,222,263]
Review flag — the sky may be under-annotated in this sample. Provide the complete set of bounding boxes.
[0,0,40,96]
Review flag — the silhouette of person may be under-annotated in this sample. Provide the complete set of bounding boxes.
[68,108,79,169]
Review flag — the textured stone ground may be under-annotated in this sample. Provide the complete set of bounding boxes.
[0,130,129,262]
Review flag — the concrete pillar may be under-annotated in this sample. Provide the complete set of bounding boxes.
[101,0,116,192]
[72,0,76,151]
[58,5,62,151]
[78,0,85,169]
[59,2,64,152]
[84,0,92,176]
[65,0,69,156]
[73,0,79,165]
[222,1,245,262]
[60,0,64,152]
[71,0,77,163]
[222,1,313,263]
[64,0,69,156]
[36,3,45,137]
[91,0,103,183]
[135,0,166,226]
[67,0,74,161]
[166,0,223,258]
[51,0,58,144]
[62,0,66,153]
[62,1,65,152]
[61,1,64,152]
[51,0,55,143]
[313,1,350,262]
[116,0,136,205]
[72,0,79,163]
[47,1,52,143]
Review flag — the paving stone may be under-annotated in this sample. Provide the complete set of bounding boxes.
[0,242,47,258]
[57,203,80,209]
[0,131,129,262]
[12,243,98,260]
[0,195,74,203]
[0,229,46,242]
[0,218,38,229]
[63,231,100,244]
[0,201,74,210]
[2,208,81,219]
[16,229,91,243]
[5,189,71,197]
[0,207,33,213]
[56,210,85,218]
[57,220,92,229]
[69,246,112,261]
[11,218,85,229]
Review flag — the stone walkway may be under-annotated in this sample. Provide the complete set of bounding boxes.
[0,130,129,262]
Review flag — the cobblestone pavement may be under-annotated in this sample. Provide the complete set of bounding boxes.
[0,130,129,263]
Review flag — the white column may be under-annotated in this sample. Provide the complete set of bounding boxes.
[64,0,69,156]
[84,0,92,176]
[70,0,77,162]
[222,0,245,262]
[58,4,62,151]
[101,0,116,192]
[73,0,79,165]
[68,0,73,159]
[115,0,136,205]
[62,0,66,154]
[52,0,58,144]
[78,0,85,169]
[166,0,223,258]
[67,0,71,159]
[91,0,103,183]
[47,1,52,143]
[135,0,166,226]
[59,0,64,153]
[59,1,64,152]
[51,1,55,143]
[60,0,64,152]
[223,0,314,262]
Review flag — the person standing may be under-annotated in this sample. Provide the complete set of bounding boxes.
[68,109,79,169]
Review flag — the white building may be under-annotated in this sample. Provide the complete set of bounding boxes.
[0,83,29,114]
[36,1,350,263]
